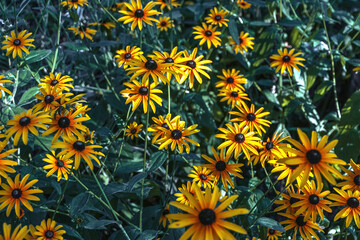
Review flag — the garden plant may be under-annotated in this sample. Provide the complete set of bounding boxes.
[1,0,360,239]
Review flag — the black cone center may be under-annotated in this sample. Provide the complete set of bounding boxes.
[265,142,274,150]
[226,77,234,83]
[295,216,306,226]
[161,123,169,129]
[309,194,320,205]
[171,129,182,140]
[73,141,85,151]
[139,86,148,95]
[269,229,275,235]
[58,117,71,128]
[306,150,321,164]
[234,133,245,143]
[246,113,256,121]
[205,30,212,37]
[354,175,360,186]
[282,55,291,63]
[145,60,158,70]
[45,230,54,238]
[131,128,137,134]
[215,161,226,171]
[199,174,207,180]
[13,39,21,46]
[19,117,31,126]
[347,197,360,208]
[44,95,55,104]
[198,209,216,225]
[124,53,131,59]
[161,21,167,26]
[186,60,196,69]
[57,160,65,168]
[230,91,238,97]
[11,188,22,199]
[214,15,221,21]
[50,80,59,86]
[134,9,144,18]
[165,58,174,63]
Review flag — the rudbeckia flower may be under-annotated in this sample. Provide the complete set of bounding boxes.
[68,25,97,40]
[43,151,73,182]
[1,30,34,58]
[205,7,229,27]
[34,219,66,240]
[188,166,214,189]
[115,46,143,69]
[60,0,88,9]
[193,23,221,49]
[125,122,143,140]
[157,16,174,31]
[270,48,305,76]
[229,31,254,54]
[215,69,247,90]
[0,75,13,98]
[0,223,28,240]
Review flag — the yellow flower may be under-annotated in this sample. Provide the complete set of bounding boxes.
[188,166,214,188]
[157,16,174,31]
[215,69,247,90]
[60,0,88,9]
[174,181,197,207]
[148,114,181,144]
[1,30,34,58]
[0,223,28,240]
[205,7,229,27]
[217,87,250,108]
[193,22,221,49]
[156,0,180,10]
[125,122,143,139]
[118,0,161,31]
[270,48,305,76]
[238,0,251,9]
[34,219,66,240]
[43,151,73,182]
[68,25,97,40]
[0,75,13,98]
[115,46,143,69]
[38,72,74,92]
[229,31,254,54]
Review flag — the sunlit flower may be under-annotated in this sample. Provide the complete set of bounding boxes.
[237,0,251,9]
[34,219,66,240]
[114,46,143,69]
[193,23,221,49]
[205,7,229,27]
[270,48,305,76]
[229,31,254,54]
[215,69,247,90]
[174,181,197,206]
[157,16,174,31]
[188,166,214,188]
[33,85,69,113]
[0,140,17,185]
[1,30,34,58]
[0,223,28,240]
[43,151,73,182]
[60,0,88,9]
[148,114,181,144]
[125,122,143,140]
[156,0,180,10]
[0,75,13,98]
[38,72,74,92]
[217,88,250,108]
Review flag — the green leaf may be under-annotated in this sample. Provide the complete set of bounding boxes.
[70,192,90,217]
[335,129,360,162]
[84,220,118,230]
[126,173,147,192]
[256,217,285,232]
[262,90,280,106]
[228,19,240,45]
[148,151,167,172]
[339,91,360,126]
[24,50,52,64]
[18,87,39,105]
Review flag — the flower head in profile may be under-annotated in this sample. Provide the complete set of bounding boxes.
[174,181,197,206]
[278,129,346,189]
[68,25,97,40]
[193,23,221,49]
[156,0,180,10]
[270,48,305,76]
[267,228,282,240]
[125,122,143,140]
[237,0,251,9]
[179,48,212,89]
[118,0,161,31]
[229,102,271,136]
[120,79,163,113]
[168,184,249,240]
[0,140,17,184]
[43,151,73,182]
[217,88,250,108]
[0,75,13,98]
[201,147,244,189]
[338,159,360,191]
[6,109,51,146]
[274,185,300,214]
[1,30,34,58]
[60,0,88,9]
[159,204,173,228]
[0,223,28,240]
[205,7,229,27]
[51,135,104,170]
[89,20,116,30]
[34,219,66,240]
[115,46,143,69]
[354,67,360,71]
[0,174,43,217]
[229,31,254,54]
[188,166,214,189]
[157,117,200,153]
[215,69,247,90]
[215,124,261,160]
[157,16,174,31]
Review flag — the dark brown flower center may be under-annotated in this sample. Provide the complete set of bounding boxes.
[246,113,256,121]
[85,134,91,141]
[239,38,243,44]
[306,150,321,164]
[234,133,245,143]
[11,188,22,199]
[199,174,207,180]
[230,91,238,97]
[164,58,174,63]
[130,128,137,134]
[347,197,359,208]
[57,160,65,168]
[226,77,234,83]
[198,209,216,225]
[13,39,21,46]
[295,216,306,226]
[309,194,320,205]
[138,86,148,95]
[161,123,169,129]
[215,161,226,171]
[269,229,275,235]
[50,80,59,86]
[58,117,70,128]
[162,209,169,215]
[171,129,182,140]
[19,117,31,126]
[145,60,158,70]
[45,230,54,238]
[214,15,222,21]
[205,30,212,37]
[134,9,144,18]
[161,21,167,26]
[124,53,131,59]
[73,141,85,151]
[44,95,55,104]
[282,55,291,63]
[354,175,360,186]
[265,142,274,150]
[186,60,196,69]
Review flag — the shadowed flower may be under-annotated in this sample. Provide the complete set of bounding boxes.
[68,25,97,40]
[34,219,66,240]
[1,30,34,58]
[38,72,74,92]
[167,184,249,240]
[89,21,116,30]
[115,46,143,69]
[148,114,181,144]
[43,151,73,182]
[217,88,250,108]
[125,122,143,139]
[0,140,17,185]
[118,0,161,31]
[267,228,282,240]
[338,159,360,191]
[237,0,251,9]
[270,48,305,76]
[0,174,43,217]
[157,16,174,31]
[60,0,88,9]
[156,0,180,10]
[159,204,173,228]
[174,181,197,207]
[229,31,254,54]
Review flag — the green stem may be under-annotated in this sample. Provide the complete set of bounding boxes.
[52,1,62,73]
[321,7,341,118]
[248,179,279,215]
[52,178,69,220]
